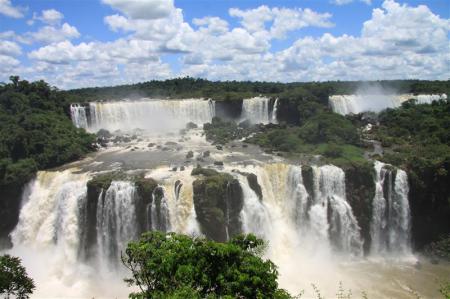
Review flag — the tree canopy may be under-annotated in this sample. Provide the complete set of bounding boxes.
[0,76,95,188]
[122,231,293,299]
[0,254,35,299]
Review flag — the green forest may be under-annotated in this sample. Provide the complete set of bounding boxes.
[0,77,95,238]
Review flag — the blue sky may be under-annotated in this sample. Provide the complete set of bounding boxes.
[0,0,448,88]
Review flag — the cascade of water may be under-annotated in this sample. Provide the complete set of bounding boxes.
[271,98,279,123]
[96,181,138,265]
[150,186,171,232]
[286,166,309,230]
[87,98,215,132]
[370,161,412,256]
[70,104,88,129]
[311,165,363,255]
[241,97,271,124]
[238,175,272,238]
[329,94,447,115]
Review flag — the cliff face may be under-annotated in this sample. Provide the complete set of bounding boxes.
[192,170,244,242]
[408,159,450,250]
[214,100,243,120]
[276,98,301,125]
[343,164,375,254]
[0,185,23,249]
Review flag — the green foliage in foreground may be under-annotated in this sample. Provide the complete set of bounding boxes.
[0,254,35,298]
[0,77,95,188]
[122,232,293,299]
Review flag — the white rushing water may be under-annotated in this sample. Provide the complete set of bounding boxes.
[241,96,272,124]
[96,181,138,267]
[71,98,215,132]
[6,157,432,298]
[70,104,89,129]
[371,161,412,257]
[329,93,447,115]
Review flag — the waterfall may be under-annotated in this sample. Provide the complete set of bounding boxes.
[238,175,272,238]
[370,161,411,256]
[286,166,309,229]
[271,98,279,123]
[329,93,447,115]
[149,186,171,232]
[241,97,271,124]
[87,98,215,132]
[237,164,362,256]
[311,165,363,255]
[96,181,138,265]
[70,104,88,129]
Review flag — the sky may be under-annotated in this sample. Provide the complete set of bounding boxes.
[0,0,449,89]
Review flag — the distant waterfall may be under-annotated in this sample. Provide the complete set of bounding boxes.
[271,98,279,123]
[241,97,271,124]
[96,181,138,265]
[370,161,411,256]
[87,98,215,132]
[70,104,89,129]
[329,93,447,115]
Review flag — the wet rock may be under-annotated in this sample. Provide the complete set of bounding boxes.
[148,143,156,147]
[214,161,224,166]
[193,171,243,241]
[186,122,198,129]
[196,157,205,162]
[216,145,223,150]
[171,167,178,171]
[156,145,162,149]
[180,166,185,171]
[165,141,178,146]
[203,151,210,158]
[247,173,263,201]
[161,147,170,151]
[186,151,194,159]
[242,144,248,148]
[96,129,112,139]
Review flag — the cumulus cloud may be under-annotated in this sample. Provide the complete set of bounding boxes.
[0,40,21,56]
[14,0,450,88]
[28,9,64,25]
[0,0,25,18]
[102,0,175,20]
[229,6,334,38]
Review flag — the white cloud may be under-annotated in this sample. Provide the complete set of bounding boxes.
[0,40,21,56]
[102,0,174,20]
[0,0,25,18]
[29,9,64,25]
[16,0,450,88]
[30,23,80,44]
[229,6,333,39]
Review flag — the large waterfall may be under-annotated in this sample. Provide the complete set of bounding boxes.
[370,161,412,256]
[7,156,428,297]
[236,163,363,257]
[329,93,447,115]
[71,98,215,132]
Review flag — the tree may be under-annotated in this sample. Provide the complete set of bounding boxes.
[122,232,293,299]
[0,254,35,299]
